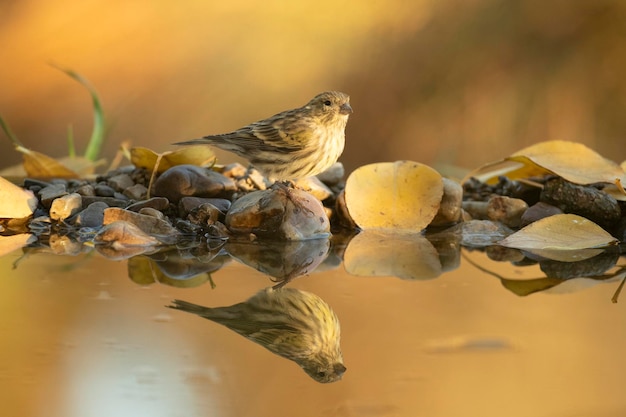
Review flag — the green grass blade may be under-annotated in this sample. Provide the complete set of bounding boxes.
[51,64,105,161]
[0,113,23,147]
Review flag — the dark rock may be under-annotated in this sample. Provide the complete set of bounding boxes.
[153,165,237,203]
[70,201,108,227]
[540,178,621,230]
[123,183,148,200]
[179,197,231,215]
[187,203,222,226]
[82,196,130,208]
[520,202,563,227]
[38,184,68,208]
[94,184,116,197]
[107,173,135,192]
[74,184,96,197]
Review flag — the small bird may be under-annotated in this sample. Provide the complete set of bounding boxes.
[167,287,346,383]
[174,91,352,181]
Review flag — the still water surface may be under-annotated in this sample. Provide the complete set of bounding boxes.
[1,243,625,417]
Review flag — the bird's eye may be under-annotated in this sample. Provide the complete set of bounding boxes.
[317,371,327,378]
[323,100,332,106]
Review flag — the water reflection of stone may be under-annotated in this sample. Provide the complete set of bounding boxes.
[168,287,346,383]
[224,238,330,286]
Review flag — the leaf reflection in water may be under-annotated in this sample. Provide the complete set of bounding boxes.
[168,286,346,383]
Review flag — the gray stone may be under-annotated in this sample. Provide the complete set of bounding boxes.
[107,173,135,192]
[123,183,148,200]
[38,184,68,208]
[71,201,109,227]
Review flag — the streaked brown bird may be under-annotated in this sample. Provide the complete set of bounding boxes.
[175,91,352,181]
[167,286,346,383]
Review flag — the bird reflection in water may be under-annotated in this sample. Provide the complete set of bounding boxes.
[168,287,346,383]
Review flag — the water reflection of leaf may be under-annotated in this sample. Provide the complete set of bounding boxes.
[127,243,229,287]
[168,287,346,383]
[343,230,443,280]
[463,249,624,297]
[225,238,330,286]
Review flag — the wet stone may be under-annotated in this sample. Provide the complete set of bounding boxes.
[520,202,563,228]
[107,173,135,192]
[49,193,82,221]
[23,178,51,190]
[153,165,237,203]
[123,183,148,200]
[187,203,222,226]
[431,178,463,227]
[179,197,231,215]
[138,207,166,220]
[95,184,116,197]
[486,195,528,228]
[103,207,180,244]
[38,184,68,208]
[70,201,108,228]
[225,185,330,240]
[127,197,170,213]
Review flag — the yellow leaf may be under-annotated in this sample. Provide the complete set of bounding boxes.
[499,214,617,250]
[17,146,80,178]
[130,145,215,174]
[0,176,38,218]
[465,141,626,188]
[344,161,444,231]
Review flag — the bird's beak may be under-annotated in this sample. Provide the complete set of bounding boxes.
[339,103,353,115]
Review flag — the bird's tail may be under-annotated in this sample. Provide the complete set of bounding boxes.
[167,299,210,315]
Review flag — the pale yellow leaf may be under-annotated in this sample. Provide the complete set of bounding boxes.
[344,229,442,280]
[130,145,215,174]
[466,141,626,189]
[17,146,80,178]
[344,161,443,231]
[0,176,38,218]
[499,214,617,250]
[510,141,626,186]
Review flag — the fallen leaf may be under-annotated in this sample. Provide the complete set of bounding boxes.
[465,141,626,201]
[0,176,38,218]
[498,214,617,250]
[344,161,443,231]
[130,146,216,173]
[17,146,80,178]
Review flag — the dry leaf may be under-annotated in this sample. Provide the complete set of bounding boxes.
[17,146,80,178]
[498,214,617,250]
[344,161,443,231]
[130,145,216,174]
[466,141,626,189]
[0,176,38,218]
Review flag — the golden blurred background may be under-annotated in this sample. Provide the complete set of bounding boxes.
[1,0,626,175]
